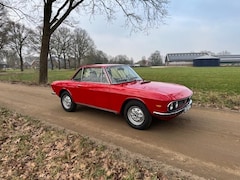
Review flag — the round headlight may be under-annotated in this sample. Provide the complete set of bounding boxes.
[169,103,174,111]
[175,101,179,109]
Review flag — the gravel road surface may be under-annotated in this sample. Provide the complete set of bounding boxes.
[0,82,239,179]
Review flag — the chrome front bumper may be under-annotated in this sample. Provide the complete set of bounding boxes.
[153,99,192,116]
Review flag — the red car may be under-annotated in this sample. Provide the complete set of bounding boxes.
[51,64,193,130]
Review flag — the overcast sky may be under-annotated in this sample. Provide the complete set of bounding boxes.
[77,0,240,61]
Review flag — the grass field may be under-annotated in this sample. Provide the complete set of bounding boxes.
[0,66,240,110]
[135,67,240,94]
[136,67,240,110]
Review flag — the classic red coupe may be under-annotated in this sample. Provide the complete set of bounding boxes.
[51,64,192,130]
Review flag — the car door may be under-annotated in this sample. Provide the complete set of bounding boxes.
[72,67,113,110]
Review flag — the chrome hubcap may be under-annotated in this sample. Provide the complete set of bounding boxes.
[62,95,72,109]
[127,106,144,126]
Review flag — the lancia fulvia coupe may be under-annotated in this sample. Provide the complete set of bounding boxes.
[51,64,192,130]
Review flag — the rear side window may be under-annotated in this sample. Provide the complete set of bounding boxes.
[73,67,109,83]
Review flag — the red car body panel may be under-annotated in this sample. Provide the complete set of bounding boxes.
[51,64,193,121]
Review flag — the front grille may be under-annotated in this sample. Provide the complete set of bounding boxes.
[178,97,191,108]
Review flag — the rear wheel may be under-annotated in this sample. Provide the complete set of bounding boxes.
[124,100,152,130]
[61,91,76,112]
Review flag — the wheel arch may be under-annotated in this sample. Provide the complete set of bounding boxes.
[120,98,147,115]
[59,89,73,99]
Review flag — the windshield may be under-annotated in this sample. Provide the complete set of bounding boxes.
[106,65,142,84]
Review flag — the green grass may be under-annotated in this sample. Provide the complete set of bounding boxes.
[135,67,240,110]
[1,66,240,110]
[135,67,240,94]
[0,69,39,83]
[0,69,75,84]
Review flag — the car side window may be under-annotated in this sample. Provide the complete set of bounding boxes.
[82,68,91,81]
[82,68,98,82]
[81,67,108,83]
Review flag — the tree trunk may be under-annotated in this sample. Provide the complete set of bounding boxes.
[77,57,81,67]
[63,53,66,69]
[19,47,24,71]
[19,54,24,72]
[39,30,50,84]
[49,51,54,70]
[57,54,61,70]
[38,1,52,84]
[68,59,70,69]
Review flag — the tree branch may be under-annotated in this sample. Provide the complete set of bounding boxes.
[50,0,84,34]
[50,0,69,26]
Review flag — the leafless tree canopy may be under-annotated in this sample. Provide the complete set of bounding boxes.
[1,0,169,83]
[71,28,95,67]
[8,22,35,71]
[0,3,10,50]
[148,50,163,66]
[38,0,169,34]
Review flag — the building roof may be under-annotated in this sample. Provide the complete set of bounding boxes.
[194,55,219,60]
[166,52,208,62]
[166,53,240,64]
[218,55,240,63]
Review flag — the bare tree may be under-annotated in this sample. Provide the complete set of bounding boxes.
[51,27,72,69]
[4,50,18,68]
[8,22,33,71]
[39,0,82,83]
[217,50,231,55]
[138,56,148,66]
[148,50,163,66]
[3,0,169,83]
[85,49,109,65]
[28,26,43,54]
[0,3,10,50]
[38,0,168,84]
[110,54,132,64]
[71,28,95,69]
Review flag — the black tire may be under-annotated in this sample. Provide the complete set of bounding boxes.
[60,91,77,112]
[124,100,152,130]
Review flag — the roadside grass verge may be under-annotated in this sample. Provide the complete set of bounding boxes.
[0,67,239,110]
[0,107,196,179]
[0,69,74,84]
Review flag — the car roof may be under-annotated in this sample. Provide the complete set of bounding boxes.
[80,64,126,68]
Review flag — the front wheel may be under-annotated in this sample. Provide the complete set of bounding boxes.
[61,91,77,112]
[124,100,152,130]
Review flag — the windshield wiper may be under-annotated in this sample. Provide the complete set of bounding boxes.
[140,80,151,84]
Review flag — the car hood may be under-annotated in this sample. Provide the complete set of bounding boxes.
[125,80,192,100]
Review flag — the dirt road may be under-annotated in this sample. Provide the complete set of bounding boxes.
[0,82,240,179]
